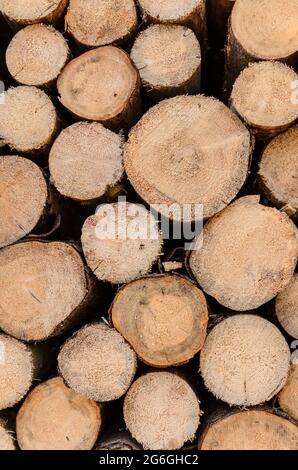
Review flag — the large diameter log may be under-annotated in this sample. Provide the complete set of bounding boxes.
[0,0,68,30]
[276,274,298,339]
[49,122,124,203]
[0,333,51,410]
[0,240,97,342]
[189,195,297,310]
[81,202,163,284]
[111,274,208,367]
[199,409,298,450]
[278,364,298,421]
[131,25,201,104]
[124,95,252,222]
[65,0,138,49]
[230,62,298,139]
[58,322,137,402]
[137,0,207,45]
[0,86,59,154]
[258,126,298,217]
[200,315,290,406]
[57,47,141,130]
[16,377,101,450]
[225,0,298,92]
[6,24,70,88]
[0,419,16,450]
[0,156,48,248]
[124,371,201,450]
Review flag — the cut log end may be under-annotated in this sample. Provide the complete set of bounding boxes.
[230,61,298,138]
[278,364,298,421]
[200,315,290,406]
[49,122,124,202]
[0,334,35,410]
[16,377,101,450]
[276,274,298,339]
[199,410,298,450]
[124,95,252,222]
[81,202,163,284]
[0,241,89,342]
[58,323,137,402]
[0,156,48,248]
[124,371,201,450]
[57,46,141,130]
[111,274,208,367]
[0,0,68,29]
[65,0,138,49]
[258,126,298,215]
[0,86,58,154]
[0,419,16,450]
[6,24,70,88]
[131,25,201,103]
[189,195,298,310]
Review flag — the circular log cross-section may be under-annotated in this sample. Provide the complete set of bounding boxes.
[81,202,163,284]
[65,0,138,49]
[58,323,137,402]
[0,241,92,342]
[0,86,59,154]
[278,364,298,421]
[131,25,201,103]
[137,0,206,45]
[16,377,101,450]
[276,274,298,339]
[258,126,298,216]
[189,196,298,310]
[49,122,124,203]
[111,274,208,367]
[124,371,201,450]
[6,24,70,88]
[0,156,48,249]
[199,410,298,450]
[0,420,16,450]
[0,333,40,410]
[200,315,290,406]
[124,95,252,222]
[0,0,68,30]
[225,0,298,91]
[57,47,141,130]
[230,62,298,139]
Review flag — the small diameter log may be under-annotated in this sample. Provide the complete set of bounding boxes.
[124,371,201,450]
[276,274,298,339]
[137,0,207,46]
[81,202,163,284]
[58,322,137,402]
[49,122,124,203]
[278,364,298,421]
[65,0,138,49]
[6,24,70,89]
[0,0,68,31]
[0,240,96,342]
[189,195,298,310]
[0,419,16,450]
[124,95,252,222]
[111,274,208,367]
[131,25,201,104]
[0,156,48,248]
[258,126,298,216]
[57,47,141,130]
[0,86,59,154]
[199,409,298,450]
[225,0,298,92]
[200,315,290,406]
[230,62,298,139]
[16,377,101,450]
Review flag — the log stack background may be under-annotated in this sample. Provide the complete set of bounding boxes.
[0,0,297,451]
